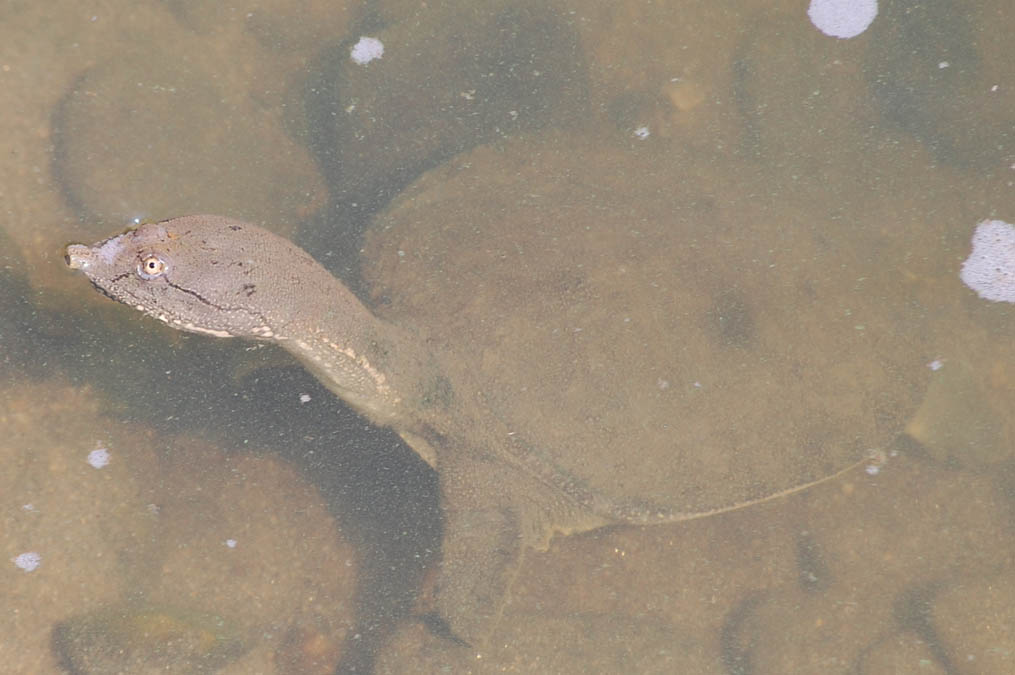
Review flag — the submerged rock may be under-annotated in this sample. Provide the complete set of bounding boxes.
[309,0,587,215]
[52,604,249,674]
[53,36,326,230]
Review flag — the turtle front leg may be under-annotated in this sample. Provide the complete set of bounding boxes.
[432,450,609,648]
[432,453,534,648]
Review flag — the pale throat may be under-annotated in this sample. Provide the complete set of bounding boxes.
[285,329,404,421]
[246,270,434,430]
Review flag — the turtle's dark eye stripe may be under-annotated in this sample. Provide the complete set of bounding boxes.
[88,279,120,303]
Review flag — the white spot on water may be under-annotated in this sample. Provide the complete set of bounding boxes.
[351,36,384,65]
[928,359,944,371]
[938,61,950,70]
[225,539,237,548]
[87,446,110,469]
[13,552,41,572]
[961,219,1015,303]
[633,126,650,140]
[807,0,877,39]
[864,448,888,475]
[299,393,312,403]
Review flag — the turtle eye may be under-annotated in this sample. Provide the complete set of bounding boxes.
[137,255,167,279]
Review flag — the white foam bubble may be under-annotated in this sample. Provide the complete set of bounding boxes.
[87,446,110,469]
[808,0,878,39]
[961,219,1015,303]
[351,37,384,65]
[13,552,41,572]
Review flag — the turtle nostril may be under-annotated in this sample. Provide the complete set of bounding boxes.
[65,245,96,270]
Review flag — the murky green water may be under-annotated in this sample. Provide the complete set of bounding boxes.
[2,1,1013,673]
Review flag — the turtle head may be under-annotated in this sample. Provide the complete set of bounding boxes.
[66,215,320,340]
[69,215,430,432]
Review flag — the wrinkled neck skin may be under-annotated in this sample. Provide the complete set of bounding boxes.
[281,285,452,470]
[272,275,439,437]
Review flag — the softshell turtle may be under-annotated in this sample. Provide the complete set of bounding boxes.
[65,136,932,646]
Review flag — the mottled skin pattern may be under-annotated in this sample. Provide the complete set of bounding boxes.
[66,215,873,646]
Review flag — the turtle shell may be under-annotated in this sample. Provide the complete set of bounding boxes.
[363,133,936,517]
